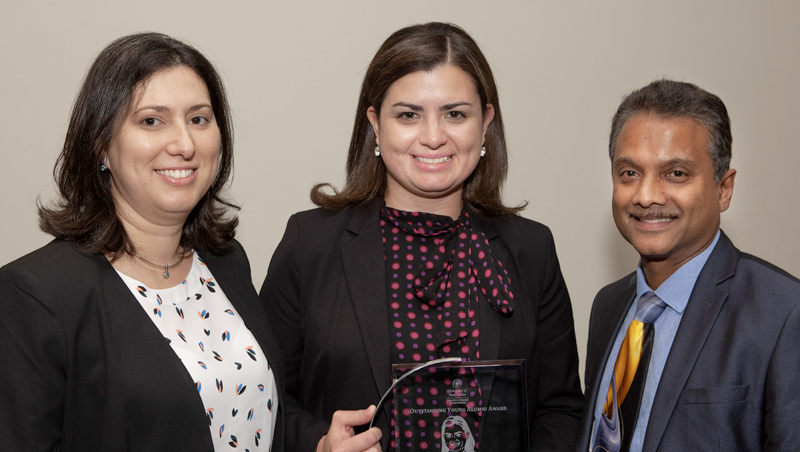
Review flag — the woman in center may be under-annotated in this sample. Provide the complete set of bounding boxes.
[261,22,583,452]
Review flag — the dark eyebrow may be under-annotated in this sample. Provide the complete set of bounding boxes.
[390,102,474,112]
[613,156,697,168]
[612,157,637,168]
[134,105,169,114]
[132,103,213,115]
[392,102,422,112]
[187,103,213,114]
[664,157,696,167]
[440,102,472,111]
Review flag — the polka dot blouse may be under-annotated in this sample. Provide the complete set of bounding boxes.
[380,205,515,365]
[117,252,278,451]
[380,205,516,451]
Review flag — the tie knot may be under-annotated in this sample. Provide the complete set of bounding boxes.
[634,291,666,324]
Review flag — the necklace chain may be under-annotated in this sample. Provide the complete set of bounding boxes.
[133,250,187,279]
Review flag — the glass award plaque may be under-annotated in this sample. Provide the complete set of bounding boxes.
[386,358,528,452]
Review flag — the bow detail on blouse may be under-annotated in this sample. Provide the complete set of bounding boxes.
[381,206,514,361]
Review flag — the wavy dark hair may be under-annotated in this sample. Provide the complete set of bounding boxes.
[38,32,237,257]
[311,22,524,217]
[609,79,732,182]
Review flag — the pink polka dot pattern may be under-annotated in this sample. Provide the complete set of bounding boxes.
[381,205,515,450]
[381,205,515,366]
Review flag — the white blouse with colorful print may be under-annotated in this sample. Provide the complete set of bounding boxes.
[117,252,278,451]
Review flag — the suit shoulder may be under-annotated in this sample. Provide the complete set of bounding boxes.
[271,206,365,265]
[0,240,106,313]
[595,272,637,300]
[736,252,800,295]
[289,206,354,230]
[199,239,251,270]
[291,205,353,220]
[1,239,99,280]
[483,214,555,249]
[487,213,551,234]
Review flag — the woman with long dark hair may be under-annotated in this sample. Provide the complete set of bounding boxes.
[0,32,283,451]
[261,22,583,452]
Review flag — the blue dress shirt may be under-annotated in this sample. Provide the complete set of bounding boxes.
[591,230,721,451]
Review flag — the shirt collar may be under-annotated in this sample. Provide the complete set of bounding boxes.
[636,229,721,314]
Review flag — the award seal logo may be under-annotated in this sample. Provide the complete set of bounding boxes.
[446,378,468,403]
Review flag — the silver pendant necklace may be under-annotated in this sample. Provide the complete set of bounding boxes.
[133,250,186,278]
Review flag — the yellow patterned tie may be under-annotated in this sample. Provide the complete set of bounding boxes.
[593,291,666,452]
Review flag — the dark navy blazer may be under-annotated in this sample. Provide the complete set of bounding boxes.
[577,231,800,451]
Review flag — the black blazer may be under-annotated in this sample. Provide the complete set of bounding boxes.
[0,239,284,452]
[260,199,584,452]
[576,231,800,451]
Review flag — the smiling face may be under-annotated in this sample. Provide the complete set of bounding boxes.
[612,113,735,285]
[367,64,494,217]
[105,66,221,228]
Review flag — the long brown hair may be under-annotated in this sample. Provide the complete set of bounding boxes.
[38,32,238,256]
[311,22,524,217]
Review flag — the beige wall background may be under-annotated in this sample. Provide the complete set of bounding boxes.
[2,1,798,374]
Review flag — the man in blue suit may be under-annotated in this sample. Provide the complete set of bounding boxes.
[577,79,800,451]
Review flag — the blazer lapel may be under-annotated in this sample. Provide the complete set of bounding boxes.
[642,233,738,452]
[97,252,213,446]
[341,201,392,397]
[579,275,636,452]
[588,278,637,392]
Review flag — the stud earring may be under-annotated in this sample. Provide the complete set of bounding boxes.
[100,156,107,172]
[374,146,381,157]
[480,146,486,158]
